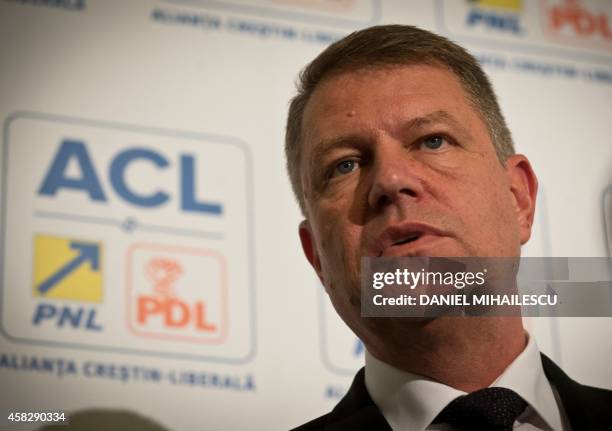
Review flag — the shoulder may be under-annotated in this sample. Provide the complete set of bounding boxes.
[541,353,612,428]
[290,412,335,431]
[289,368,391,431]
[290,405,390,431]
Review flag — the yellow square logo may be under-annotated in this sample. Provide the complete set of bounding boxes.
[470,0,522,12]
[33,235,103,303]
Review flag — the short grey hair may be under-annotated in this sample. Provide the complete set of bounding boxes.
[285,25,515,215]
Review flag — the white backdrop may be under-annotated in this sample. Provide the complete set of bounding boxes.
[0,0,611,430]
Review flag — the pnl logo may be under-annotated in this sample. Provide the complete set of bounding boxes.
[1,112,255,363]
[33,235,102,303]
[31,234,103,332]
[542,0,612,51]
[466,0,524,34]
[436,0,527,40]
[127,244,227,343]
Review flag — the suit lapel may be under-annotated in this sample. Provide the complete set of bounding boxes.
[325,368,392,430]
[540,353,593,430]
[324,354,607,430]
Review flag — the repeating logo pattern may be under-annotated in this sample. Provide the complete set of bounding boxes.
[436,0,612,59]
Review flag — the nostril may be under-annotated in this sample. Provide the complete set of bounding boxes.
[401,188,417,198]
[374,188,417,209]
[377,195,390,208]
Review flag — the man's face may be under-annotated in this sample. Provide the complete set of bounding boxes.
[298,65,536,337]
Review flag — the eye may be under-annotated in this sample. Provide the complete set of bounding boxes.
[331,159,360,178]
[419,135,449,151]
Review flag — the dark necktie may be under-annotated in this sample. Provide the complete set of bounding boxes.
[433,387,527,431]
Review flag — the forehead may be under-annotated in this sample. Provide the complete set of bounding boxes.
[300,64,486,157]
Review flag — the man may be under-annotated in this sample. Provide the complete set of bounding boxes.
[285,25,612,430]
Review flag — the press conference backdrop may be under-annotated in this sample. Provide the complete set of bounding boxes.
[0,0,611,430]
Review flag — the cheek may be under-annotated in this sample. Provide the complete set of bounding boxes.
[461,174,520,253]
[314,216,362,290]
[319,224,361,272]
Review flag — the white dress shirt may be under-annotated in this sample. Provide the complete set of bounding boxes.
[364,333,570,431]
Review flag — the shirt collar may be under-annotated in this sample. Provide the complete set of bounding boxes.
[365,350,465,431]
[364,333,563,431]
[492,333,563,430]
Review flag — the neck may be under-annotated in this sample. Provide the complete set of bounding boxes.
[364,317,526,392]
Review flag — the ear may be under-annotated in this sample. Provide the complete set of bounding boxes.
[299,220,325,285]
[505,155,538,245]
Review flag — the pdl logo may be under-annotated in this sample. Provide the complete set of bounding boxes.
[543,0,612,49]
[127,244,227,343]
[466,0,524,35]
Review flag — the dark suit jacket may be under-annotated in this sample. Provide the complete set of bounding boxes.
[291,354,612,430]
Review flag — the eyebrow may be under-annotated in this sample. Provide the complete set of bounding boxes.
[407,110,463,131]
[309,109,467,165]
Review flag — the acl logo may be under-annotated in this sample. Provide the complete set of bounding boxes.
[38,139,222,215]
[1,112,254,362]
[127,244,227,343]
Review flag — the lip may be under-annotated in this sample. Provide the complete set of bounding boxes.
[373,221,449,257]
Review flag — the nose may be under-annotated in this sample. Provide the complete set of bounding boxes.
[367,141,423,210]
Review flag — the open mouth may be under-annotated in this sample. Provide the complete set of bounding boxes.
[393,233,421,246]
[377,233,423,256]
[375,222,447,257]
